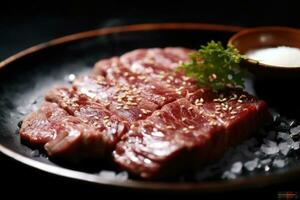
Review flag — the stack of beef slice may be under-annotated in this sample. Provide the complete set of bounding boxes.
[20,48,271,179]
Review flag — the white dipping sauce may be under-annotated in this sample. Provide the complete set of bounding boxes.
[246,46,300,67]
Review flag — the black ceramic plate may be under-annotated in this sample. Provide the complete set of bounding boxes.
[1,23,300,193]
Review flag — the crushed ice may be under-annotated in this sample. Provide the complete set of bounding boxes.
[195,112,300,181]
[98,170,128,181]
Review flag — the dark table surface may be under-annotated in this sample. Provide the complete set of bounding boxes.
[1,1,300,198]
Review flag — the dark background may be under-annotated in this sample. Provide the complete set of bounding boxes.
[1,0,300,61]
[1,0,300,198]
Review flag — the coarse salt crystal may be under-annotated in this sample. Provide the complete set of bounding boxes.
[272,159,285,168]
[278,142,290,155]
[99,170,116,180]
[290,125,300,136]
[230,162,243,174]
[244,158,258,171]
[260,144,279,155]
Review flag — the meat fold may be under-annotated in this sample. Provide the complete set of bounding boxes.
[20,102,69,147]
[45,86,129,153]
[120,48,192,73]
[113,90,271,179]
[93,58,182,107]
[92,52,197,107]
[20,102,110,161]
[72,75,158,122]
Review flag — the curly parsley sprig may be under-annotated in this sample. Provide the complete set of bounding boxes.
[177,41,247,91]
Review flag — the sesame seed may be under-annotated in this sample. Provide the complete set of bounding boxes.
[182,76,190,81]
[219,98,227,102]
[177,86,184,91]
[230,94,238,100]
[209,121,217,126]
[230,111,237,115]
[127,102,138,106]
[141,109,147,114]
[130,124,135,129]
[168,76,174,81]
[188,125,195,129]
[138,75,145,80]
[138,114,143,118]
[239,94,247,99]
[186,92,193,98]
[104,102,110,107]
[209,113,216,118]
[103,116,109,120]
[182,128,188,132]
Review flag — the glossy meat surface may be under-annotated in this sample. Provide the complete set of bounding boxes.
[113,91,271,179]
[20,47,271,177]
[45,86,128,152]
[20,102,109,161]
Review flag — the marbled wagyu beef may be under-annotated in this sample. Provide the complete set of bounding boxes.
[19,47,271,179]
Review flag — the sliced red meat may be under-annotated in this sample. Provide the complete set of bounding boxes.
[188,88,272,147]
[113,98,227,179]
[113,89,271,179]
[72,75,158,122]
[19,47,271,179]
[92,53,197,107]
[120,48,192,73]
[20,102,109,161]
[93,60,182,107]
[115,48,197,95]
[45,86,128,153]
[20,102,69,147]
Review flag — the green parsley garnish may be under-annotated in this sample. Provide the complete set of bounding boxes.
[177,41,247,91]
